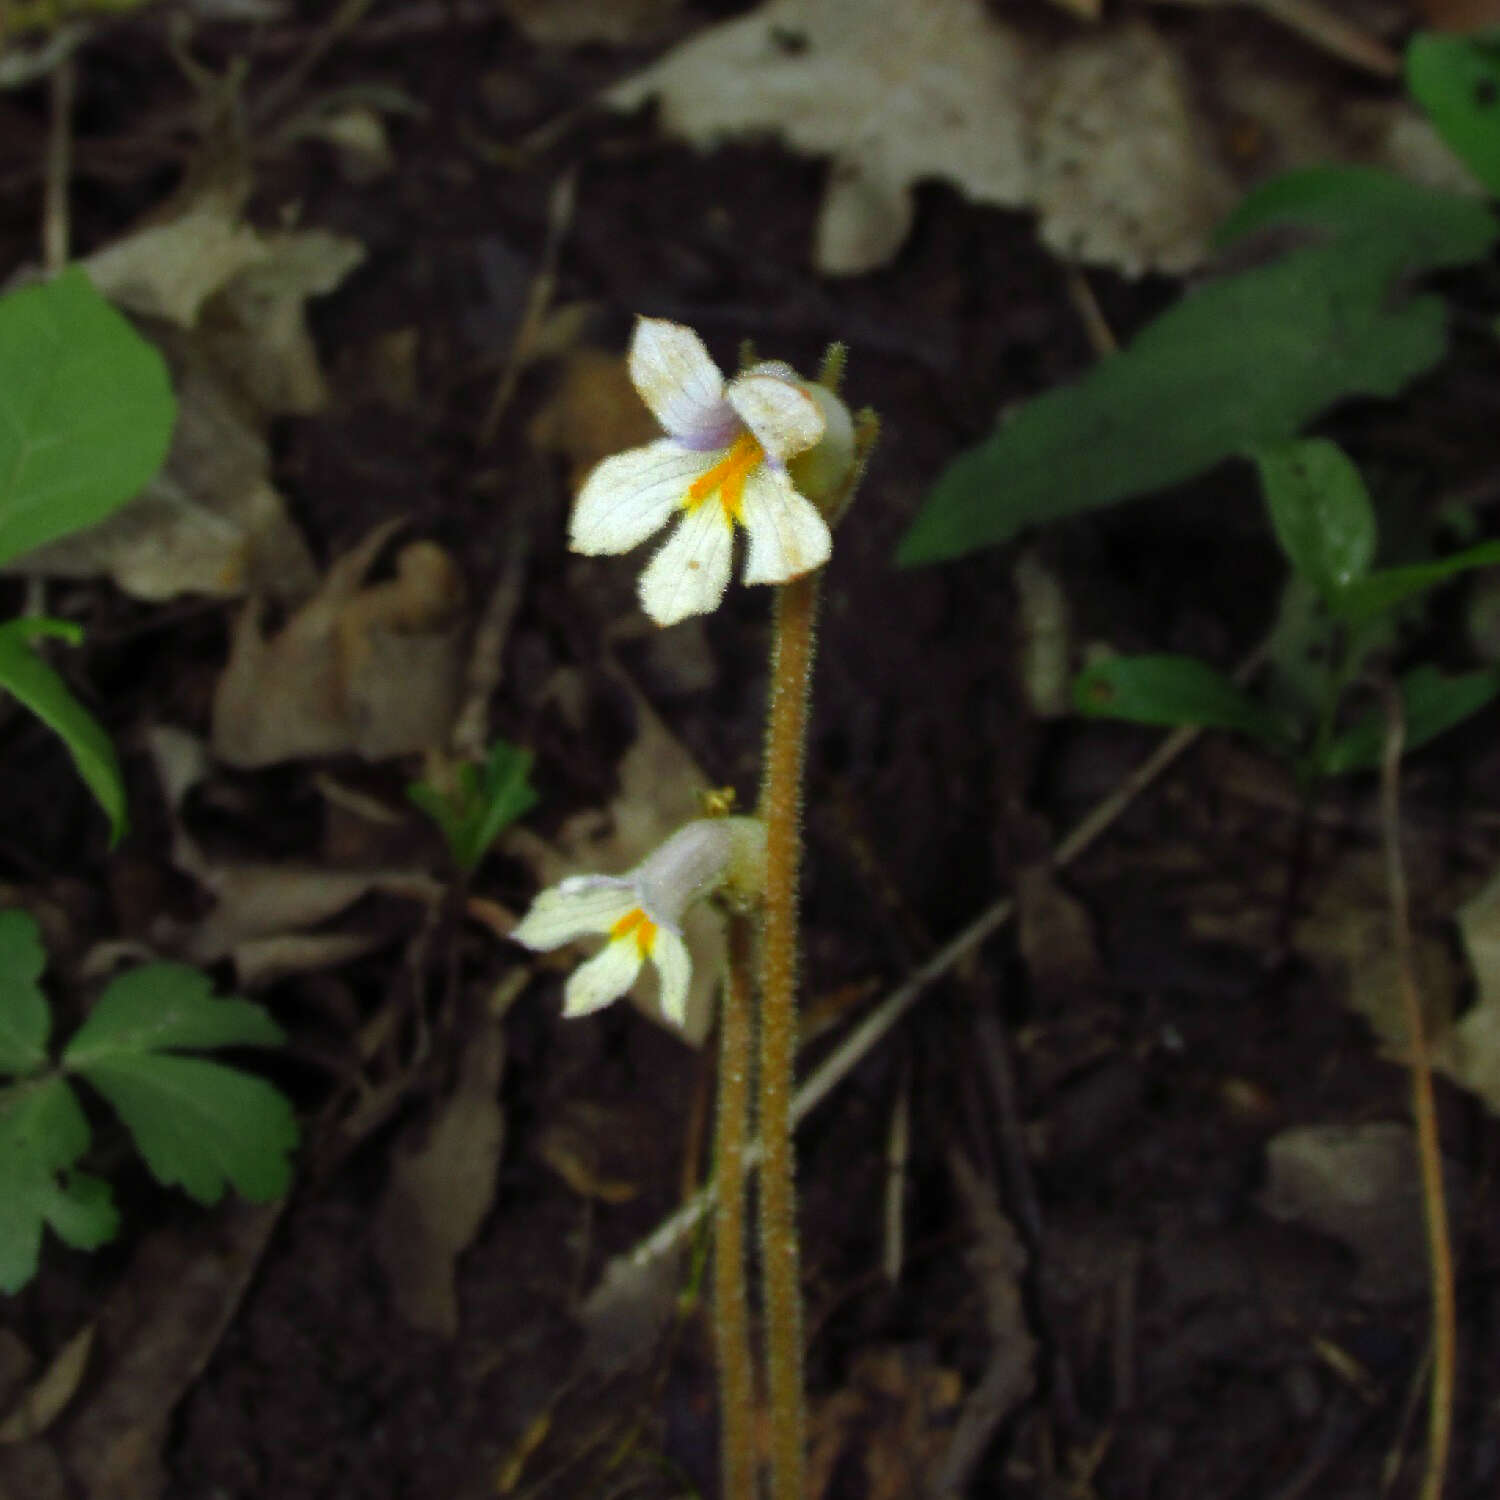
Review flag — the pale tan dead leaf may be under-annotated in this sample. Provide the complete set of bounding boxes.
[199,229,365,414]
[608,0,1030,276]
[536,1108,640,1204]
[1446,868,1500,1113]
[1012,548,1071,719]
[372,1016,505,1335]
[506,661,723,1043]
[212,522,466,767]
[7,337,315,602]
[226,929,388,988]
[0,1326,93,1444]
[498,0,679,44]
[82,184,267,328]
[1016,864,1101,1005]
[610,0,1469,276]
[1261,1122,1440,1301]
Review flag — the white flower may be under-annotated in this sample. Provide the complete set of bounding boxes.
[570,318,834,626]
[510,817,766,1027]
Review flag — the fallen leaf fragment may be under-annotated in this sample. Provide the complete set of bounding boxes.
[1447,867,1500,1112]
[0,1326,93,1445]
[213,522,467,766]
[372,1016,505,1335]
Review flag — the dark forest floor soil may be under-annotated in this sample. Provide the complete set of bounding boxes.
[1,5,1498,1499]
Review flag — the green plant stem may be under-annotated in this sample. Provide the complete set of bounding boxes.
[757,570,820,1500]
[714,912,758,1500]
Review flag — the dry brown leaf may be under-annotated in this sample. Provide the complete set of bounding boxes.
[1446,868,1500,1113]
[372,1016,506,1335]
[528,348,658,492]
[0,1326,93,1445]
[212,522,467,767]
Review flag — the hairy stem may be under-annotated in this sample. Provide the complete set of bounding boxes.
[758,570,820,1500]
[715,913,759,1500]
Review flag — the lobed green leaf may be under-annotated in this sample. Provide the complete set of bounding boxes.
[0,909,51,1077]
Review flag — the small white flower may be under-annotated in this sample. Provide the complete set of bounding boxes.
[510,817,766,1027]
[570,318,834,626]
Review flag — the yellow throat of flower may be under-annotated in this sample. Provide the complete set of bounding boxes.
[610,907,659,957]
[685,432,764,523]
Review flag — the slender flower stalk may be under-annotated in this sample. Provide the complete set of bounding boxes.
[757,567,820,1500]
[714,912,758,1500]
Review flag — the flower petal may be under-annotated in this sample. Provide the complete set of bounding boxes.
[511,878,637,950]
[638,497,735,626]
[726,372,824,463]
[738,466,833,585]
[651,927,692,1028]
[629,318,737,448]
[570,441,715,556]
[563,937,643,1017]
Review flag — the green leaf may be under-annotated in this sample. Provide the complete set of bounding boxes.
[1073,654,1295,748]
[1407,32,1500,196]
[1315,666,1500,775]
[898,169,1497,565]
[408,739,538,874]
[63,963,296,1205]
[1253,438,1376,602]
[70,1054,296,1204]
[1335,539,1500,625]
[0,909,50,1077]
[0,618,127,844]
[63,963,283,1064]
[0,268,175,566]
[0,1077,118,1294]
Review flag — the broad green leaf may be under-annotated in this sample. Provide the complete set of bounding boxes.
[1316,666,1500,776]
[64,963,283,1065]
[0,1077,118,1294]
[1073,654,1295,748]
[0,909,50,1077]
[898,169,1496,565]
[1335,540,1500,625]
[1407,33,1500,197]
[0,618,126,844]
[72,1054,296,1204]
[1253,439,1375,602]
[0,268,175,566]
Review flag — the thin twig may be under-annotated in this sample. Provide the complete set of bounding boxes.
[42,54,74,273]
[1377,679,1455,1500]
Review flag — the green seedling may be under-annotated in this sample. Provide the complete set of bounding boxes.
[897,167,1497,565]
[0,268,176,842]
[408,738,539,874]
[0,908,298,1294]
[1074,437,1500,781]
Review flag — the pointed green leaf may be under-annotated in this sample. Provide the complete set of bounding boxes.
[1253,439,1375,602]
[0,1077,118,1294]
[0,618,126,845]
[409,739,538,874]
[73,1053,296,1204]
[1316,666,1500,776]
[1334,540,1500,625]
[0,909,50,1077]
[64,962,283,1066]
[898,169,1497,565]
[1074,654,1295,748]
[1407,32,1500,197]
[0,268,175,566]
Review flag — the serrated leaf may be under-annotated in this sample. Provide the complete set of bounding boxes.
[1254,439,1376,602]
[0,268,175,566]
[0,618,126,845]
[898,169,1497,565]
[0,1077,118,1294]
[0,909,50,1077]
[1315,666,1500,776]
[1407,32,1500,197]
[1335,539,1500,626]
[1074,653,1295,748]
[408,739,538,874]
[63,962,283,1066]
[73,1053,296,1204]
